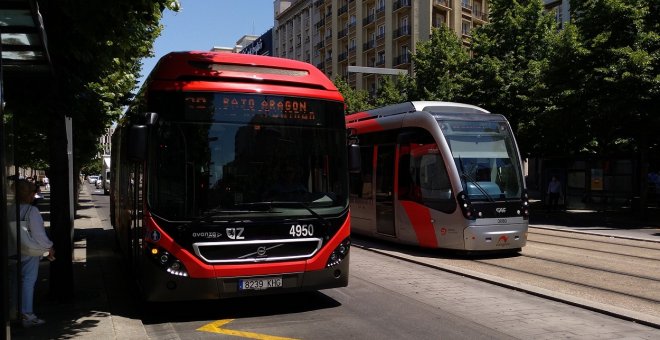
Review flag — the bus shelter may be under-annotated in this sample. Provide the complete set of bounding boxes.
[0,0,52,338]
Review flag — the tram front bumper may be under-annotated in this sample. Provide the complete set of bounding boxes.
[463,223,527,251]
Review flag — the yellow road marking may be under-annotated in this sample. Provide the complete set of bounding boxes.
[197,319,299,340]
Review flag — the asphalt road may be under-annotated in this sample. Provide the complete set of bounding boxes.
[85,184,659,339]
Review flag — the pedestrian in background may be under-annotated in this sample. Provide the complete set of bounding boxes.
[9,179,55,327]
[547,175,562,211]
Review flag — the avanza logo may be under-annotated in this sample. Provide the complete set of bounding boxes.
[495,207,507,214]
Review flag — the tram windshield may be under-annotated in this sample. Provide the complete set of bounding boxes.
[440,120,524,201]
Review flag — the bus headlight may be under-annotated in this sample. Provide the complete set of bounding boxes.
[326,238,351,268]
[146,243,189,277]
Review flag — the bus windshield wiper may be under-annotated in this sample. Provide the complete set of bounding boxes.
[193,206,272,222]
[243,201,331,228]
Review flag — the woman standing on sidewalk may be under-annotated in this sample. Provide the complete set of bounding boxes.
[9,179,55,327]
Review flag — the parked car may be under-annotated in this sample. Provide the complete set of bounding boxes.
[95,176,104,189]
[88,175,99,184]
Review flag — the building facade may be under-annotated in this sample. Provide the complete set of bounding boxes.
[274,0,489,94]
[544,0,570,29]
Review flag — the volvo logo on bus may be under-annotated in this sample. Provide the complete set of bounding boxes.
[496,207,507,214]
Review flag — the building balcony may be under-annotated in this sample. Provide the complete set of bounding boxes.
[393,53,411,66]
[394,0,411,12]
[375,58,385,66]
[313,0,324,7]
[461,1,472,12]
[473,8,488,22]
[393,25,411,39]
[316,40,325,49]
[364,13,375,27]
[363,39,376,51]
[338,4,348,17]
[376,5,385,18]
[315,18,326,29]
[376,32,386,46]
[338,27,348,39]
[338,51,348,62]
[433,0,451,10]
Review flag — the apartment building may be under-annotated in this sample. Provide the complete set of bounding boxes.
[274,0,489,94]
[544,0,570,29]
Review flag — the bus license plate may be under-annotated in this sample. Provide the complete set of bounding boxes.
[239,277,283,291]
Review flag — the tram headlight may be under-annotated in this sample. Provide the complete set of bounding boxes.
[326,237,351,268]
[521,190,530,220]
[457,191,476,220]
[146,243,189,277]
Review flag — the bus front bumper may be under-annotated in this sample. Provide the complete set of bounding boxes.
[139,254,349,302]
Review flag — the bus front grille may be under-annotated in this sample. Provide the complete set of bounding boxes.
[192,238,322,263]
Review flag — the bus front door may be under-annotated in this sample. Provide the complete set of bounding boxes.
[375,144,396,236]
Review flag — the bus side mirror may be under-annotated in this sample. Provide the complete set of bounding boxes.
[348,144,361,173]
[127,125,148,161]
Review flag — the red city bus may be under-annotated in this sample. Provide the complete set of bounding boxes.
[346,102,529,252]
[111,51,351,301]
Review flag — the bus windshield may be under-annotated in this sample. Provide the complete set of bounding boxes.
[147,92,348,219]
[440,120,524,201]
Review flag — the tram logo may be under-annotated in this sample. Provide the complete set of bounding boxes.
[257,246,267,257]
[495,207,507,214]
[496,235,509,247]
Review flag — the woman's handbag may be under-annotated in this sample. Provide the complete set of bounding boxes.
[8,206,49,257]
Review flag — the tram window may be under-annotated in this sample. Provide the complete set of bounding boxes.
[349,146,374,198]
[399,131,455,213]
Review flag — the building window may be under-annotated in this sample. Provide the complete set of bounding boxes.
[461,21,471,36]
[377,24,385,39]
[434,13,446,27]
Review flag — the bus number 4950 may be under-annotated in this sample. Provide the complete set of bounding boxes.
[290,224,314,237]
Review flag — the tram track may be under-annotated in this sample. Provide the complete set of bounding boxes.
[352,227,660,328]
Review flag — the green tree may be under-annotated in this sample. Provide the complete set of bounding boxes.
[463,0,557,156]
[374,75,407,107]
[566,0,660,214]
[334,77,372,114]
[409,25,470,101]
[566,0,660,156]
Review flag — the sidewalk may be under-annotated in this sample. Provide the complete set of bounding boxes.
[529,201,660,242]
[9,186,659,339]
[10,185,146,340]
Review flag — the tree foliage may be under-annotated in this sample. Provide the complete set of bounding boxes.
[462,0,557,156]
[7,0,179,172]
[563,0,660,156]
[375,75,408,107]
[334,77,372,114]
[409,25,470,101]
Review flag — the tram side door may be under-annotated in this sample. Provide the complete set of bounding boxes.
[375,144,396,236]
